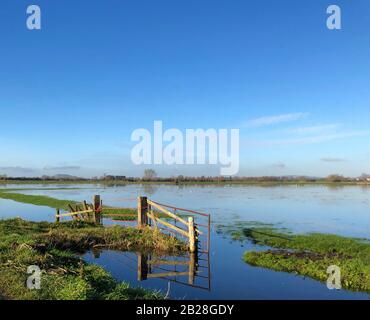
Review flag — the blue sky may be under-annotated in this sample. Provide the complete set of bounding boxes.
[0,0,369,177]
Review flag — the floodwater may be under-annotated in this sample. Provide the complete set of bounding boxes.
[0,183,369,299]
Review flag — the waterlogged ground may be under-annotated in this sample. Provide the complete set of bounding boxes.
[0,183,369,299]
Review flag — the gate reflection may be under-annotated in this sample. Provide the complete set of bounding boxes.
[137,251,211,291]
[91,248,211,292]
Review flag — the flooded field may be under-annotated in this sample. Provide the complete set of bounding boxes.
[0,183,369,299]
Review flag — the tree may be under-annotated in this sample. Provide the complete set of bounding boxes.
[175,175,184,184]
[143,169,157,180]
[326,174,345,183]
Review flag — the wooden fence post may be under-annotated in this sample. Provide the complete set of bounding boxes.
[55,209,60,223]
[137,196,148,227]
[93,195,101,224]
[147,203,152,227]
[188,217,197,253]
[100,199,103,224]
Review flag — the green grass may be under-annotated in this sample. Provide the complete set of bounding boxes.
[0,189,189,299]
[0,189,138,219]
[0,218,187,300]
[102,208,138,221]
[241,227,370,293]
[216,221,280,242]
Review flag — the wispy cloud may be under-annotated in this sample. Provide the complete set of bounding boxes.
[276,131,367,146]
[245,130,368,147]
[321,157,346,162]
[271,162,286,169]
[43,166,81,171]
[284,124,340,135]
[245,113,309,127]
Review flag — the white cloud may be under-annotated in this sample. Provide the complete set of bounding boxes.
[321,157,346,162]
[245,113,309,127]
[284,124,340,135]
[43,166,81,171]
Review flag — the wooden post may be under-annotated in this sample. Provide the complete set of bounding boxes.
[93,195,101,225]
[55,209,60,223]
[137,196,148,228]
[91,203,97,224]
[82,201,90,222]
[188,217,197,253]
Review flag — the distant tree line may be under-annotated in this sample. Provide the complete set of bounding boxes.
[1,171,370,183]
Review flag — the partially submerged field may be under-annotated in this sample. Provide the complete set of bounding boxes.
[232,227,370,293]
[0,189,138,220]
[0,218,186,300]
[1,185,370,298]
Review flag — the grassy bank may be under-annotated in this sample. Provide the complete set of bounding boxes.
[0,189,138,220]
[0,218,186,300]
[241,227,370,293]
[0,189,78,210]
[0,189,185,221]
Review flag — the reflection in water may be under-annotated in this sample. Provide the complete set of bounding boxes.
[142,184,160,195]
[137,252,211,291]
[91,249,211,293]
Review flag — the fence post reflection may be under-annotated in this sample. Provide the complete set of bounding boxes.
[136,251,209,291]
[137,252,149,281]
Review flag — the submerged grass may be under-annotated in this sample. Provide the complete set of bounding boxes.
[216,221,283,242]
[0,189,187,222]
[102,208,137,221]
[0,189,78,210]
[0,218,187,300]
[241,227,370,293]
[0,189,139,220]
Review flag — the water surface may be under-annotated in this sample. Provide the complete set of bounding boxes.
[1,183,369,299]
